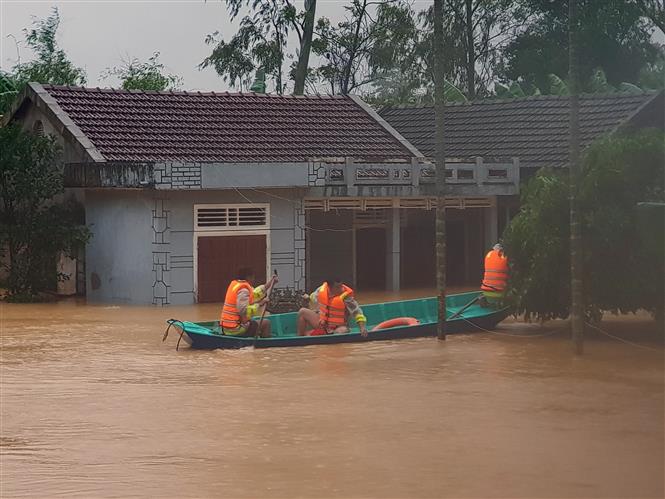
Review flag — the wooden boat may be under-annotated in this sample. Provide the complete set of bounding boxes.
[165,291,509,350]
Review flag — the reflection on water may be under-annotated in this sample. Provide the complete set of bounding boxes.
[1,295,663,498]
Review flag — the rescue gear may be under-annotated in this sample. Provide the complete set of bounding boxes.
[481,249,509,293]
[221,280,254,329]
[371,317,420,331]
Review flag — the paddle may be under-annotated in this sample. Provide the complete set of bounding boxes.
[448,295,482,320]
[255,270,278,345]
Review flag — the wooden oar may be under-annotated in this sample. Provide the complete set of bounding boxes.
[255,270,278,346]
[448,295,481,320]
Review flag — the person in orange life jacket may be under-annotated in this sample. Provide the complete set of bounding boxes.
[480,243,509,304]
[220,267,278,337]
[296,277,368,337]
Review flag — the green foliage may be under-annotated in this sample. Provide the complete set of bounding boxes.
[493,67,655,99]
[503,130,665,322]
[0,125,91,300]
[201,0,295,93]
[104,52,182,91]
[0,72,20,116]
[637,48,665,90]
[502,0,661,92]
[548,73,568,96]
[312,0,394,94]
[1,8,85,115]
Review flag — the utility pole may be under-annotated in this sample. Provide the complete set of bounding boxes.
[434,0,447,340]
[569,0,584,354]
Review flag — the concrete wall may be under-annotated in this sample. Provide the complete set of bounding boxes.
[85,190,155,303]
[83,188,304,305]
[165,189,304,305]
[17,102,90,164]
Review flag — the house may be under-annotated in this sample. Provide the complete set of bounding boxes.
[380,91,664,235]
[4,83,521,304]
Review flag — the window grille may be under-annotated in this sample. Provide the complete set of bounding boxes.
[194,204,269,231]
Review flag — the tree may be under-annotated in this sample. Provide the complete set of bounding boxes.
[0,73,20,116]
[0,125,90,301]
[312,0,387,95]
[436,0,525,99]
[203,0,318,94]
[15,8,87,87]
[0,7,86,114]
[502,130,664,323]
[631,0,665,33]
[501,0,661,92]
[202,1,292,93]
[433,0,447,340]
[1,8,86,114]
[103,52,182,91]
[569,0,584,354]
[293,0,317,94]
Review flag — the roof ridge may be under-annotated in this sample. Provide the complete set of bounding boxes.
[42,84,347,99]
[380,90,659,112]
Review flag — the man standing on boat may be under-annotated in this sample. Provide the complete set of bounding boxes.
[220,267,277,338]
[481,243,509,304]
[297,278,368,337]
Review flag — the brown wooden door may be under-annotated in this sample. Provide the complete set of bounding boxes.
[197,235,267,303]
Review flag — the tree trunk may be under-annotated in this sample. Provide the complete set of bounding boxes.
[569,0,584,354]
[434,0,447,340]
[341,0,368,95]
[294,0,317,95]
[465,0,475,99]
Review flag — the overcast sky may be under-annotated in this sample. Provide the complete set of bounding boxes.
[0,0,385,91]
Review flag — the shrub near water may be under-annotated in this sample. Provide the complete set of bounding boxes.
[503,129,664,322]
[0,125,91,301]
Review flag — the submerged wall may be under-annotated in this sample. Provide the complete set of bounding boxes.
[83,188,303,305]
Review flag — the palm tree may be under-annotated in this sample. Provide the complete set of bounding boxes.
[569,0,584,354]
[433,0,447,340]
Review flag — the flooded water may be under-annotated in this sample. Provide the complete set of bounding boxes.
[1,296,663,498]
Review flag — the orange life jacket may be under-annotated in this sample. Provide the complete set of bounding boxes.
[220,280,254,329]
[318,282,353,329]
[481,249,509,293]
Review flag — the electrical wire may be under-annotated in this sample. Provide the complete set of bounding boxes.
[456,316,563,338]
[584,321,663,353]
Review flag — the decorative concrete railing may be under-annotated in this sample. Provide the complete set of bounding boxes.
[63,158,519,196]
[324,158,520,188]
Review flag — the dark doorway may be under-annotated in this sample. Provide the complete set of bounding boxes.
[401,214,469,288]
[355,228,387,290]
[197,234,267,303]
[446,220,465,286]
[401,224,435,288]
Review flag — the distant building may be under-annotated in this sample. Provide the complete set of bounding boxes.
[380,91,664,237]
[5,83,659,304]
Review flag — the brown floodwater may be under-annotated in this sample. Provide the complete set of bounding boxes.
[1,294,663,498]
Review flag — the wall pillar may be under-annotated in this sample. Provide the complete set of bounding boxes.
[386,207,401,291]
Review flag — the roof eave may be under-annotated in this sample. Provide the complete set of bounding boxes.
[2,82,106,163]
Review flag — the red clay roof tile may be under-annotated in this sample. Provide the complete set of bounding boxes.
[42,85,413,163]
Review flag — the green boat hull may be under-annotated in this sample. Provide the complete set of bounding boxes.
[167,291,509,350]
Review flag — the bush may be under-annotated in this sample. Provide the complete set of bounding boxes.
[503,129,664,321]
[0,125,91,301]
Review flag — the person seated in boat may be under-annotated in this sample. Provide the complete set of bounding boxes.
[480,243,508,306]
[297,277,368,337]
[220,267,277,338]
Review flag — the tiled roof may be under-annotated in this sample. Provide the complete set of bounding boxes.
[40,85,414,163]
[380,93,661,168]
